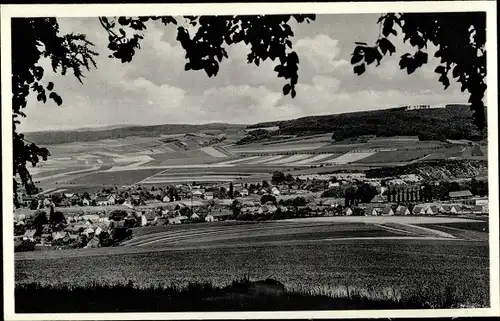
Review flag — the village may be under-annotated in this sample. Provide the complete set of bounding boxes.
[13,170,489,252]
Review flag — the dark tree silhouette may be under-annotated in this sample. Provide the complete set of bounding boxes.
[228,182,234,199]
[351,12,486,130]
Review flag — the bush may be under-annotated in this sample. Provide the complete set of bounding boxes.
[109,210,128,221]
[14,240,36,252]
[111,227,132,243]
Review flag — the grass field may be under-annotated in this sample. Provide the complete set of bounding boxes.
[68,168,166,185]
[15,238,489,307]
[14,217,490,310]
[355,150,433,163]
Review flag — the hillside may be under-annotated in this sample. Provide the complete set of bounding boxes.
[247,105,485,141]
[365,159,488,181]
[25,123,246,145]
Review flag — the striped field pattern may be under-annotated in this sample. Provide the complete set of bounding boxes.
[288,153,338,165]
[322,152,376,164]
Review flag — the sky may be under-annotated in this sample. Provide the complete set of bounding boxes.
[20,14,469,132]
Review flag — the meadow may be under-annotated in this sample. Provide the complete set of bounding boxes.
[15,238,489,310]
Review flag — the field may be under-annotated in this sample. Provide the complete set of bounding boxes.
[14,216,490,311]
[27,126,488,192]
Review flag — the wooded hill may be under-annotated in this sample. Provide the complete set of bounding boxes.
[25,123,246,145]
[248,105,485,141]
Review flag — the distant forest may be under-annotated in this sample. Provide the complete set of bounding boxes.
[25,124,246,145]
[248,105,486,141]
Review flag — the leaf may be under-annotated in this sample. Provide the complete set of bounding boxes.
[350,53,363,65]
[291,88,296,98]
[353,63,366,75]
[49,92,63,106]
[118,17,130,26]
[36,92,47,104]
[33,66,44,81]
[354,42,368,46]
[47,82,54,91]
[452,65,460,78]
[382,18,394,37]
[283,83,291,95]
[378,38,396,55]
[434,65,446,74]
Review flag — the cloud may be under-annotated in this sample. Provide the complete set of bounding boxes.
[295,34,348,74]
[16,16,470,133]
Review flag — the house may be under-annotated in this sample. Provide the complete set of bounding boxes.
[449,190,473,200]
[162,195,172,203]
[52,231,67,241]
[343,207,353,216]
[474,197,489,206]
[192,189,205,199]
[328,181,340,188]
[381,206,394,216]
[364,205,381,216]
[83,227,95,237]
[64,193,75,199]
[211,209,233,221]
[205,192,214,200]
[395,206,410,215]
[412,205,426,215]
[439,205,452,214]
[425,205,438,215]
[205,214,215,222]
[82,214,100,223]
[82,198,90,206]
[95,194,116,206]
[190,213,200,220]
[40,233,52,245]
[94,226,104,236]
[141,215,148,226]
[240,189,249,197]
[370,194,386,203]
[271,187,280,196]
[472,205,484,214]
[23,229,37,242]
[84,237,100,249]
[450,204,462,214]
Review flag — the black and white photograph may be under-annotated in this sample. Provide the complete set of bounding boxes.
[1,1,498,319]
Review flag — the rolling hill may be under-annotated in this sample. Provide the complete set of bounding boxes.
[25,123,247,145]
[247,104,485,142]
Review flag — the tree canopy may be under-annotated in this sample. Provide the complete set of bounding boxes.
[350,12,486,130]
[11,13,487,205]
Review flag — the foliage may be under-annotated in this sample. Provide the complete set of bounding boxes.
[350,12,486,130]
[109,209,128,221]
[260,195,277,205]
[365,159,487,181]
[356,183,379,203]
[110,227,133,243]
[278,197,307,207]
[321,187,344,198]
[231,199,242,217]
[33,210,48,234]
[27,123,245,145]
[12,18,98,207]
[271,171,293,184]
[236,129,274,145]
[250,105,483,141]
[14,239,36,253]
[228,182,234,199]
[49,211,66,225]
